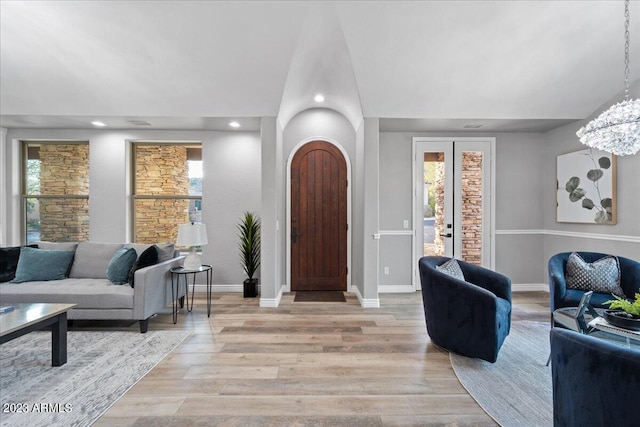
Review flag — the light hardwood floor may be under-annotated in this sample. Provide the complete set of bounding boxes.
[93,291,550,426]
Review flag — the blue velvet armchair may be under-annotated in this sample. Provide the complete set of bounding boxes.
[550,328,640,426]
[548,252,640,312]
[419,256,512,363]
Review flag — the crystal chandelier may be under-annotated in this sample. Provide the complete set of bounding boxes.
[577,0,640,156]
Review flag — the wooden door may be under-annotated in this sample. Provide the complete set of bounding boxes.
[291,141,347,291]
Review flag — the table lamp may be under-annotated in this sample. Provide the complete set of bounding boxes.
[177,223,208,270]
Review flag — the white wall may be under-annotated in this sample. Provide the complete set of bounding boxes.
[3,128,261,288]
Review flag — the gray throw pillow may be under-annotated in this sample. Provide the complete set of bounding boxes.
[566,252,624,297]
[106,247,138,285]
[10,247,75,283]
[436,258,466,281]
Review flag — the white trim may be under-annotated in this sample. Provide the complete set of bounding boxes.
[0,128,7,246]
[352,285,380,308]
[512,283,549,292]
[495,229,640,243]
[378,230,413,236]
[378,285,415,293]
[191,284,243,293]
[285,137,352,293]
[187,282,547,294]
[260,285,284,308]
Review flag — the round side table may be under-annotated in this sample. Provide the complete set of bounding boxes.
[169,264,213,323]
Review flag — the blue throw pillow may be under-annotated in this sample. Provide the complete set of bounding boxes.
[106,247,138,285]
[10,247,75,283]
[0,245,37,282]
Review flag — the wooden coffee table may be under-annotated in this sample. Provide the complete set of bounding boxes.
[0,303,76,366]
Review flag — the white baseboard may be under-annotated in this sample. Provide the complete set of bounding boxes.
[512,283,548,292]
[259,286,284,308]
[378,285,415,293]
[352,286,380,308]
[191,284,243,293]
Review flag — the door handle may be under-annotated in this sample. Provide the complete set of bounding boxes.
[439,233,452,238]
[292,227,303,243]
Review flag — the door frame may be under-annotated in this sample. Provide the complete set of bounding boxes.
[286,137,352,292]
[412,137,496,290]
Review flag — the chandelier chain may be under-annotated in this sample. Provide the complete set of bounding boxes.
[624,0,630,100]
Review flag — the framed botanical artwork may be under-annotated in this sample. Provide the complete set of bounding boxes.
[556,148,616,224]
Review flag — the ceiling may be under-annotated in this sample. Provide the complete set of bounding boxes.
[1,1,638,133]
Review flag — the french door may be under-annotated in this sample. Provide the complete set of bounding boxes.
[413,137,494,286]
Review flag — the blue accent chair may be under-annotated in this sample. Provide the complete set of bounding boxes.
[419,256,512,363]
[548,252,640,313]
[550,328,640,426]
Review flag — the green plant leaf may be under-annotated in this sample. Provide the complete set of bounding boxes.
[565,177,580,192]
[598,157,611,169]
[237,211,261,280]
[569,188,585,202]
[587,169,603,182]
[581,198,594,209]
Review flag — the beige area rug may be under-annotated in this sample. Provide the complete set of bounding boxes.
[0,329,190,427]
[450,321,553,427]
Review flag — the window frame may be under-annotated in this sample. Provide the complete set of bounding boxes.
[21,140,90,244]
[130,141,203,244]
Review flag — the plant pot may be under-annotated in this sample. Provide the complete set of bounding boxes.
[603,309,640,331]
[243,278,258,298]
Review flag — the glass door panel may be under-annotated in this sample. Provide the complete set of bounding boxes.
[414,138,493,288]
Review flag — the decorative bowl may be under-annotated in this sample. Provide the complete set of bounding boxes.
[603,310,640,331]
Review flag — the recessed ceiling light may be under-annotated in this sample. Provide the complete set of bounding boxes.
[229,121,241,128]
[314,94,325,103]
[91,121,106,127]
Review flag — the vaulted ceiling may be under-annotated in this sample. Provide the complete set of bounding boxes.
[1,1,638,132]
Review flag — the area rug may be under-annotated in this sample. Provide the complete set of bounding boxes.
[0,329,190,427]
[450,321,552,427]
[294,291,346,302]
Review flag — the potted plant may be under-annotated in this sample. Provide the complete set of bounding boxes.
[603,292,640,330]
[237,211,260,298]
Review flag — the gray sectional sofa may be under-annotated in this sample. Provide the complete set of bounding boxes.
[0,241,185,333]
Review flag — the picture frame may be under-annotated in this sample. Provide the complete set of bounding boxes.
[556,148,616,224]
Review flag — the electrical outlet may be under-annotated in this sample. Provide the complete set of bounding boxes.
[403,220,409,229]
[384,267,390,275]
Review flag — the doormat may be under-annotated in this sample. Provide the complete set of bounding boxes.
[294,291,346,302]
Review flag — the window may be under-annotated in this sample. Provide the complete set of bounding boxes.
[132,143,202,244]
[22,141,90,244]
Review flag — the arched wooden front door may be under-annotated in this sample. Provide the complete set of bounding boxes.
[291,141,347,291]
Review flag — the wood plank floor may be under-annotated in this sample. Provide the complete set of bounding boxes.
[93,291,550,426]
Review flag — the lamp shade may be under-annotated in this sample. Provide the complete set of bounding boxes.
[177,223,208,247]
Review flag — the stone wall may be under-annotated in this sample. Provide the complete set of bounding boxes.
[461,152,483,265]
[433,154,446,257]
[134,145,190,243]
[38,144,90,242]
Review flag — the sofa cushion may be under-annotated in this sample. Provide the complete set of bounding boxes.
[436,258,466,281]
[0,245,37,282]
[10,247,75,283]
[69,242,123,279]
[127,245,159,288]
[0,278,134,309]
[106,247,137,285]
[36,241,79,251]
[566,252,624,297]
[155,242,175,262]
